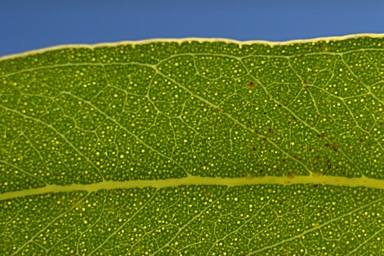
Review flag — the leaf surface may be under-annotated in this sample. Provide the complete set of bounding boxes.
[1,35,384,255]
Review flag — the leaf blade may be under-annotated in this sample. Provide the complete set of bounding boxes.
[1,35,384,255]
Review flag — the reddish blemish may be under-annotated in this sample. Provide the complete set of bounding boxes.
[248,81,254,87]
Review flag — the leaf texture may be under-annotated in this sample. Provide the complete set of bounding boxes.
[1,35,384,255]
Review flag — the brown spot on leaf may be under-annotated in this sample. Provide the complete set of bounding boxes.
[317,132,325,138]
[246,175,255,180]
[248,81,255,87]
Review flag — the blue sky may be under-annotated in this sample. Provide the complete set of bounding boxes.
[1,0,384,57]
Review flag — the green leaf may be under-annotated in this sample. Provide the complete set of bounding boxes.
[1,35,384,255]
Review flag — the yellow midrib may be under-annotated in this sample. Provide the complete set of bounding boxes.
[1,174,384,201]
